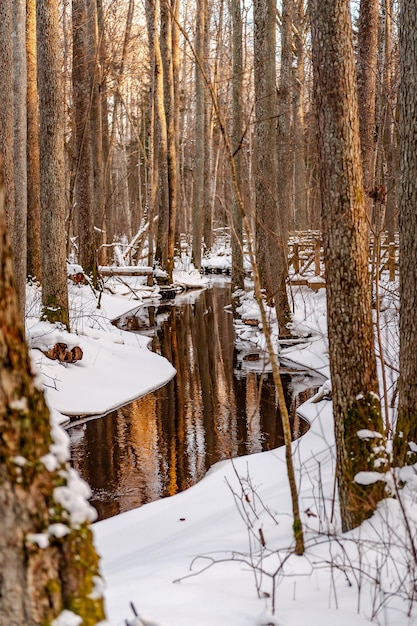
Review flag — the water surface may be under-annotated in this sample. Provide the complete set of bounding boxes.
[69,282,322,520]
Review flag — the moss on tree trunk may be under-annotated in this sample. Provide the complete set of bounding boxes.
[0,161,105,623]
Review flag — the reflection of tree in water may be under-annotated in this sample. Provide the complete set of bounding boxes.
[69,283,318,521]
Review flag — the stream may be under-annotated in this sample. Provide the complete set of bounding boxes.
[69,280,323,521]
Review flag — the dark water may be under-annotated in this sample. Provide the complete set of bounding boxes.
[69,281,323,521]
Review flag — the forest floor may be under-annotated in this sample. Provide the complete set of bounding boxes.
[26,261,416,626]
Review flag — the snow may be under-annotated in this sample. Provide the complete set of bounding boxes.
[25,270,417,626]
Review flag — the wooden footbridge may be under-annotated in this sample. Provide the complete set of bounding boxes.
[288,231,398,290]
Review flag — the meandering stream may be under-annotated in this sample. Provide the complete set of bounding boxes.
[69,280,323,520]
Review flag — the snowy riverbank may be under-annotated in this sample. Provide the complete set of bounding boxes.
[28,275,415,626]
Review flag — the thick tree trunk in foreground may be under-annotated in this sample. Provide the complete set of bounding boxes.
[0,164,105,625]
[394,1,417,466]
[310,0,386,532]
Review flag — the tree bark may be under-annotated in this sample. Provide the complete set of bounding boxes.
[13,0,28,319]
[254,0,291,333]
[309,0,386,531]
[72,0,95,277]
[0,0,15,234]
[293,0,308,230]
[192,0,207,270]
[160,0,178,281]
[357,0,379,218]
[394,0,417,466]
[277,0,293,237]
[26,0,42,282]
[231,0,245,291]
[0,162,106,625]
[37,0,70,328]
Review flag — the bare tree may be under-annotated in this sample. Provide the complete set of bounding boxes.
[231,0,245,290]
[160,0,179,281]
[26,0,42,282]
[254,0,291,334]
[309,0,385,531]
[37,0,70,328]
[192,0,208,269]
[277,0,293,238]
[393,0,417,466]
[0,0,15,233]
[357,0,379,217]
[13,0,28,317]
[72,0,95,276]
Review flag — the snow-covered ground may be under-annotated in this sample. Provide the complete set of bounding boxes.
[27,266,416,626]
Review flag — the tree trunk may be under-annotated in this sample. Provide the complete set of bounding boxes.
[293,0,308,230]
[160,0,178,281]
[393,1,417,466]
[231,0,245,291]
[309,0,386,532]
[37,0,69,328]
[87,0,106,264]
[192,0,207,270]
[97,0,113,262]
[13,0,28,319]
[26,0,42,282]
[153,0,169,273]
[254,0,291,333]
[357,0,379,219]
[72,0,95,277]
[0,0,15,234]
[277,0,293,237]
[0,162,106,626]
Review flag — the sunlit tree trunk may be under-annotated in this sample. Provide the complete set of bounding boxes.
[145,0,158,276]
[13,0,28,317]
[160,0,178,281]
[37,0,69,328]
[231,0,244,290]
[192,0,207,269]
[0,0,15,233]
[154,0,169,272]
[310,0,385,532]
[26,0,42,282]
[393,0,417,467]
